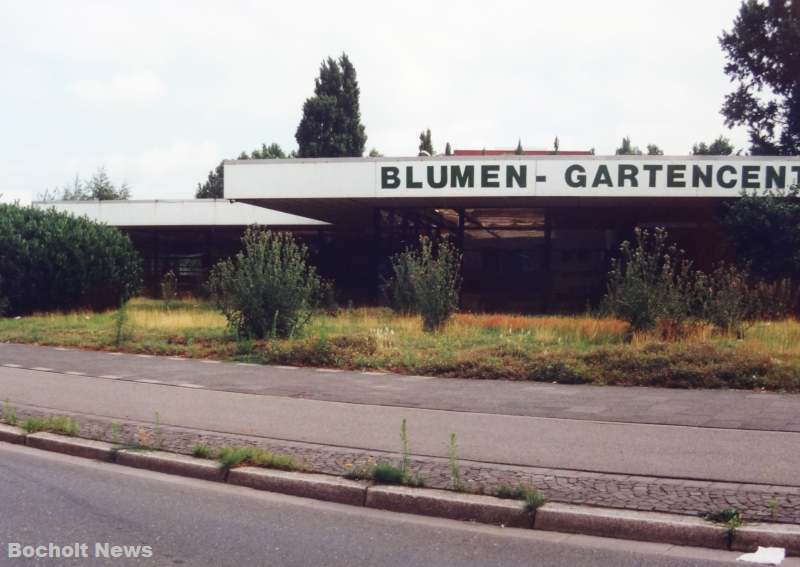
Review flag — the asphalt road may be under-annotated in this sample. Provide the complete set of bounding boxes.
[0,442,770,567]
[2,342,799,431]
[2,363,800,485]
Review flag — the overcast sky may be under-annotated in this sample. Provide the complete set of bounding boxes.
[1,0,749,204]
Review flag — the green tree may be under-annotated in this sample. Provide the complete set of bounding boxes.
[515,139,523,155]
[48,168,130,201]
[720,0,800,155]
[295,53,367,157]
[368,148,383,157]
[646,144,664,156]
[720,186,800,281]
[418,129,434,155]
[615,137,643,155]
[196,143,286,199]
[692,136,735,155]
[444,142,452,156]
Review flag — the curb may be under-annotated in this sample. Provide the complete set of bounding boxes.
[0,424,26,445]
[733,523,800,556]
[115,449,226,482]
[534,502,729,550]
[366,485,532,528]
[26,432,115,462]
[227,467,367,506]
[3,431,799,555]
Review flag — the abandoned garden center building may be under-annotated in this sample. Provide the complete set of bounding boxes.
[35,153,800,312]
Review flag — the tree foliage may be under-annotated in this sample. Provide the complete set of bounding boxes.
[444,142,452,156]
[720,0,800,155]
[41,167,130,201]
[207,228,325,338]
[295,53,367,158]
[385,236,462,332]
[692,136,735,155]
[418,129,434,155]
[0,203,141,315]
[615,137,643,156]
[720,186,800,281]
[196,143,286,198]
[646,144,664,156]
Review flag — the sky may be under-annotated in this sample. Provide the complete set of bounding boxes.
[0,0,750,204]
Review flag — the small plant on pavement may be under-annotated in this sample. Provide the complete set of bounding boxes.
[495,484,546,512]
[21,415,79,436]
[110,422,122,445]
[400,418,411,476]
[192,443,214,458]
[2,399,17,426]
[768,499,780,519]
[448,432,462,491]
[153,411,163,449]
[112,300,131,347]
[704,508,742,548]
[216,446,297,472]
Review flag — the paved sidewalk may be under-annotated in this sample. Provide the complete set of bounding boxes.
[2,342,799,431]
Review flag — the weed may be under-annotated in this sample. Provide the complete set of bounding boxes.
[495,484,546,512]
[153,411,162,449]
[112,301,130,347]
[216,446,297,471]
[400,418,410,475]
[767,499,779,519]
[2,400,17,426]
[191,443,214,458]
[21,415,79,436]
[110,422,122,445]
[160,271,178,310]
[448,432,462,491]
[371,462,406,485]
[704,508,742,548]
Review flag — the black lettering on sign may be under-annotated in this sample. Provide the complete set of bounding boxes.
[481,165,500,188]
[717,165,737,189]
[791,166,800,185]
[742,165,760,190]
[642,164,663,187]
[565,164,586,188]
[667,164,686,188]
[692,165,713,188]
[592,165,613,188]
[427,166,448,189]
[618,164,639,188]
[406,166,422,189]
[450,165,474,188]
[506,165,526,188]
[766,166,786,189]
[381,167,400,189]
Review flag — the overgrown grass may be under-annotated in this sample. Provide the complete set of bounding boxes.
[1,298,799,391]
[216,446,297,471]
[21,415,79,436]
[495,484,546,511]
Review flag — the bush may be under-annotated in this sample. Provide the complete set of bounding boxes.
[601,228,694,331]
[207,228,325,339]
[0,203,141,315]
[160,270,178,308]
[386,236,462,332]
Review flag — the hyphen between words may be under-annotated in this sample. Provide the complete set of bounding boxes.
[380,163,800,190]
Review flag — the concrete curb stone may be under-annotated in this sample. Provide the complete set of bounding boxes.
[365,485,531,528]
[0,424,26,445]
[115,449,225,482]
[733,522,800,556]
[26,432,115,462]
[227,467,367,506]
[534,502,729,550]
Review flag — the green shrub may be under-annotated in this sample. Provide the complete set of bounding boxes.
[0,203,142,315]
[160,270,178,308]
[386,236,461,332]
[216,446,297,471]
[382,251,417,314]
[371,462,406,484]
[21,415,79,436]
[601,228,694,331]
[207,228,325,339]
[191,443,213,458]
[495,484,546,512]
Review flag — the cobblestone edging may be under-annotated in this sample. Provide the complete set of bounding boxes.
[5,404,799,524]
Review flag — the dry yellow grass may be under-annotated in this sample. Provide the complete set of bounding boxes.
[128,308,227,331]
[453,313,629,342]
